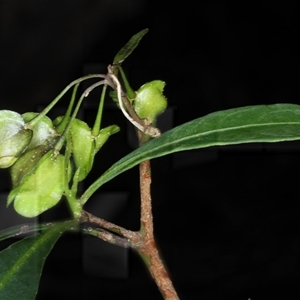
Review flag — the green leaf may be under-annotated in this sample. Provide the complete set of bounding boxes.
[113,28,149,64]
[0,223,54,242]
[0,221,77,300]
[81,103,300,203]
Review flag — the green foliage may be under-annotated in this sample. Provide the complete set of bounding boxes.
[0,221,77,300]
[1,28,300,299]
[0,223,56,242]
[113,28,148,65]
[80,103,300,203]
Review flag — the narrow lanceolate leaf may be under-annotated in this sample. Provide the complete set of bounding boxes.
[0,221,77,300]
[0,223,54,242]
[81,104,300,203]
[113,28,149,64]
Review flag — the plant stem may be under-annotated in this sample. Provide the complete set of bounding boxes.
[81,210,140,244]
[81,160,179,299]
[54,79,106,152]
[136,159,180,300]
[82,226,131,248]
[92,84,107,136]
[107,65,161,137]
[118,65,136,100]
[78,69,178,298]
[26,74,106,128]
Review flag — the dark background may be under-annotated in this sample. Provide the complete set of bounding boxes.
[1,1,300,299]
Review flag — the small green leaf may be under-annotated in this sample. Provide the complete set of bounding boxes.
[113,28,149,64]
[81,103,300,203]
[0,221,77,300]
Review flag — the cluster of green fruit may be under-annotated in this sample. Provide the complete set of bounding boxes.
[0,74,167,219]
[0,109,119,218]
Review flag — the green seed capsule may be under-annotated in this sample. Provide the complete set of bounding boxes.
[134,80,167,123]
[22,112,58,150]
[0,110,33,168]
[10,143,51,188]
[95,125,120,152]
[67,119,120,182]
[69,119,95,182]
[7,149,65,218]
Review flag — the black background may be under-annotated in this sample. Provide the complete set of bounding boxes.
[0,1,300,299]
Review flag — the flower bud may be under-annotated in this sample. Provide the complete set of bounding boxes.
[0,110,33,168]
[7,149,65,218]
[134,80,167,123]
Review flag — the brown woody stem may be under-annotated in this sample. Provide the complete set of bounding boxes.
[81,160,180,299]
[81,210,140,245]
[80,68,178,299]
[82,226,131,248]
[136,159,180,300]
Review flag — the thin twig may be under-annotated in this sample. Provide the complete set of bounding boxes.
[82,227,131,248]
[81,210,141,245]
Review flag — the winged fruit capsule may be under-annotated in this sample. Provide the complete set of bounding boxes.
[95,125,120,152]
[7,149,65,218]
[68,118,95,182]
[10,143,51,188]
[9,113,60,187]
[134,80,167,124]
[22,112,59,150]
[68,119,120,181]
[0,110,33,168]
